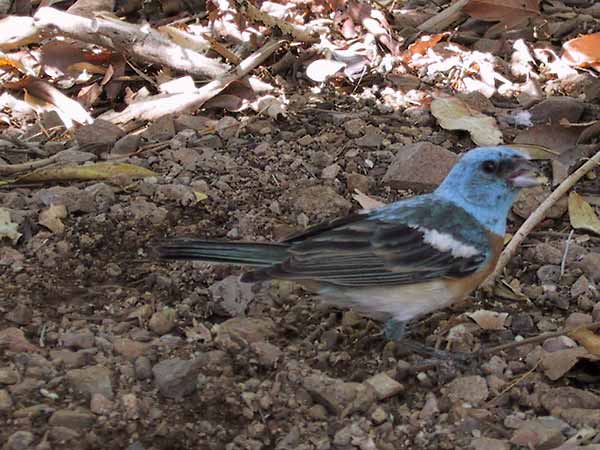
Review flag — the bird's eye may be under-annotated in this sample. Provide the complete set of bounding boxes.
[482,160,497,174]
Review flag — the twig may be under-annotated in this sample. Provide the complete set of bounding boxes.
[418,0,470,32]
[484,360,539,406]
[485,148,600,285]
[33,7,230,79]
[483,321,600,356]
[100,39,284,123]
[0,153,61,175]
[560,229,574,277]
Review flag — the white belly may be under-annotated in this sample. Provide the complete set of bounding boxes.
[319,281,455,322]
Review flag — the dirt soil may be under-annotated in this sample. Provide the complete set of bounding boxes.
[2,87,600,450]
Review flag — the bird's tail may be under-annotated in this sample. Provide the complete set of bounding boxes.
[157,238,289,268]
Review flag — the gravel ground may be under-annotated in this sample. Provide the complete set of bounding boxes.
[2,88,600,450]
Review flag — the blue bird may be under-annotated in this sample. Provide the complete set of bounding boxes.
[159,146,542,342]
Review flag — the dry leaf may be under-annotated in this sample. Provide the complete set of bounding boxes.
[562,32,600,71]
[306,59,346,82]
[570,328,600,357]
[0,208,21,243]
[541,347,589,381]
[16,163,155,183]
[463,0,540,23]
[402,33,448,65]
[352,190,385,211]
[568,192,600,235]
[431,97,503,146]
[38,204,67,234]
[467,310,508,330]
[507,143,559,160]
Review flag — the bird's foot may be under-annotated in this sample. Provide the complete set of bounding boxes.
[383,319,472,363]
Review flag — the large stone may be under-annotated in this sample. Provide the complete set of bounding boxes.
[291,186,352,220]
[303,372,376,415]
[48,409,96,430]
[66,365,113,399]
[152,358,203,399]
[383,142,458,192]
[529,96,585,124]
[443,375,488,406]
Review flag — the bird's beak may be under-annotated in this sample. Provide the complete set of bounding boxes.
[508,159,546,188]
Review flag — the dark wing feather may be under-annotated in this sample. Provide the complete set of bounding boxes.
[259,218,488,286]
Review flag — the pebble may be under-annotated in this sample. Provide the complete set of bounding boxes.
[152,358,203,399]
[3,431,34,450]
[443,375,489,406]
[149,308,177,335]
[364,373,404,400]
[66,365,113,400]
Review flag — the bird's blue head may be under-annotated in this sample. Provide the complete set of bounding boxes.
[434,146,542,235]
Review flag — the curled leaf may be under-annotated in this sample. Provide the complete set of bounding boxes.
[568,192,600,235]
[16,163,155,183]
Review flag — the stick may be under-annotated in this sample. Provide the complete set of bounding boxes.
[33,7,229,79]
[484,148,600,285]
[482,321,600,356]
[418,0,470,33]
[100,39,284,123]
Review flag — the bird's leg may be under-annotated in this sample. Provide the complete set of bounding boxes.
[383,318,408,341]
[383,318,471,363]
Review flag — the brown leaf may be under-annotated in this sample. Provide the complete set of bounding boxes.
[568,192,600,235]
[467,310,508,330]
[462,0,540,23]
[562,32,600,71]
[402,33,448,65]
[570,328,600,357]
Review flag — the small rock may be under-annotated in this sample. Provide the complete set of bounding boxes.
[530,96,585,124]
[3,431,34,450]
[0,366,19,385]
[541,387,600,412]
[481,356,507,376]
[75,119,124,150]
[565,312,592,329]
[471,437,510,450]
[513,187,567,219]
[321,163,341,180]
[149,308,177,335]
[13,404,54,419]
[571,275,593,298]
[112,338,149,360]
[250,341,282,367]
[511,313,536,334]
[371,406,387,424]
[209,276,255,317]
[90,393,114,415]
[111,134,140,156]
[346,173,371,193]
[154,184,197,207]
[66,365,113,399]
[364,373,404,400]
[355,125,384,148]
[134,356,153,380]
[48,426,80,442]
[419,392,440,421]
[48,409,96,430]
[536,265,561,284]
[142,115,175,142]
[383,142,458,192]
[216,317,276,344]
[344,118,366,138]
[152,358,203,399]
[0,389,13,412]
[50,349,87,369]
[510,416,569,449]
[6,304,33,325]
[542,336,577,352]
[303,372,376,415]
[579,253,600,281]
[61,329,95,350]
[0,327,38,353]
[532,243,563,265]
[443,375,489,406]
[216,116,239,140]
[291,186,352,220]
[298,134,314,146]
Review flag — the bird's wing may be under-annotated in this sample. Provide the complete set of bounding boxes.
[263,200,490,287]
